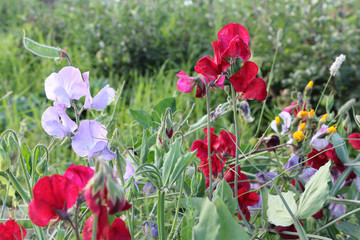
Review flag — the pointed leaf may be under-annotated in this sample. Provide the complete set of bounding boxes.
[297,161,331,219]
[140,130,149,164]
[267,192,297,227]
[167,150,196,188]
[162,140,182,187]
[129,109,153,128]
[212,179,237,214]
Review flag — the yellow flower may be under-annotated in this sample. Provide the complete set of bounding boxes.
[327,125,337,134]
[308,109,315,119]
[298,122,306,131]
[307,81,313,88]
[293,131,307,142]
[319,114,328,125]
[275,116,280,125]
[297,111,308,118]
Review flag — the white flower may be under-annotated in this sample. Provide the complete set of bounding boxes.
[329,54,346,76]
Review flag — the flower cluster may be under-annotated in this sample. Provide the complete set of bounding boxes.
[41,66,116,161]
[177,23,267,101]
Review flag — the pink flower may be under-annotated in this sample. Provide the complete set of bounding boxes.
[176,71,206,98]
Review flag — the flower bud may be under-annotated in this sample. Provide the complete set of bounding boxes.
[308,109,315,119]
[326,125,337,134]
[319,114,328,126]
[329,54,346,76]
[298,122,306,132]
[355,115,360,127]
[0,148,11,172]
[239,101,254,123]
[305,81,313,96]
[36,158,48,175]
[338,98,356,116]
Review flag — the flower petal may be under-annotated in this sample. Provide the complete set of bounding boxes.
[242,77,267,101]
[221,35,251,60]
[229,61,258,93]
[217,23,250,54]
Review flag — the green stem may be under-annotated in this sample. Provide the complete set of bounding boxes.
[314,75,332,114]
[255,41,279,135]
[157,191,166,240]
[168,172,185,239]
[6,171,30,204]
[91,214,98,240]
[327,197,360,206]
[314,207,360,234]
[205,81,213,200]
[0,181,10,218]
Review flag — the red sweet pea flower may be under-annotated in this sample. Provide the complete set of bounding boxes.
[275,221,303,239]
[28,175,79,227]
[0,218,27,240]
[306,148,329,169]
[224,165,250,191]
[217,23,251,60]
[83,206,131,240]
[229,61,267,101]
[218,130,236,157]
[195,41,230,79]
[236,187,259,221]
[349,133,360,150]
[64,164,94,191]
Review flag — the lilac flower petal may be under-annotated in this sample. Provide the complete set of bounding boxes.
[299,168,317,183]
[71,120,108,158]
[124,158,136,183]
[83,72,92,109]
[270,120,277,133]
[41,104,77,140]
[279,111,292,134]
[255,172,277,184]
[310,124,329,151]
[284,154,300,171]
[143,182,156,195]
[44,66,87,107]
[88,141,116,161]
[329,202,346,219]
[354,177,360,192]
[91,85,116,111]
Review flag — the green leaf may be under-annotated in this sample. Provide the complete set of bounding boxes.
[151,97,176,123]
[297,161,331,219]
[161,140,182,187]
[267,191,297,227]
[196,170,206,197]
[167,150,196,188]
[23,35,62,59]
[129,109,153,128]
[261,188,269,229]
[193,197,250,240]
[140,130,149,164]
[335,221,360,238]
[212,179,237,214]
[56,229,66,240]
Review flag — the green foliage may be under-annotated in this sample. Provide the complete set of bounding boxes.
[212,179,237,214]
[193,197,249,240]
[267,191,298,227]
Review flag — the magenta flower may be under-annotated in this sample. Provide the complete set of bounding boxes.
[83,72,116,111]
[41,103,77,140]
[44,66,87,108]
[71,120,116,161]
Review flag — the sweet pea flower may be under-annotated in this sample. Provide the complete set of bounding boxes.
[298,168,317,183]
[41,103,77,140]
[83,72,116,111]
[71,120,116,161]
[0,219,27,240]
[63,164,94,192]
[284,154,301,171]
[176,71,206,98]
[349,132,360,150]
[270,111,292,135]
[229,61,267,101]
[83,206,131,240]
[255,172,277,185]
[217,23,251,60]
[44,66,87,108]
[143,221,158,239]
[28,175,79,227]
[310,124,329,151]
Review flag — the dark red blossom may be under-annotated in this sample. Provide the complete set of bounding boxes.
[312,210,323,219]
[28,175,79,227]
[224,165,250,191]
[0,219,27,240]
[229,61,267,101]
[64,164,94,191]
[218,130,236,157]
[275,221,303,239]
[217,23,251,60]
[83,206,131,240]
[349,133,360,150]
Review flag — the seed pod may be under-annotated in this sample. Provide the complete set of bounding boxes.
[35,158,48,175]
[338,98,356,116]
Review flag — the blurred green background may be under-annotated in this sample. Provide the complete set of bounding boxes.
[0,0,359,147]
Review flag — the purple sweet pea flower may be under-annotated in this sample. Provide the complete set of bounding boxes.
[284,153,301,171]
[71,120,116,161]
[353,177,360,192]
[298,168,317,183]
[83,72,116,111]
[255,172,277,185]
[270,111,292,135]
[329,202,346,219]
[44,66,88,108]
[310,124,329,151]
[41,103,77,140]
[143,182,156,195]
